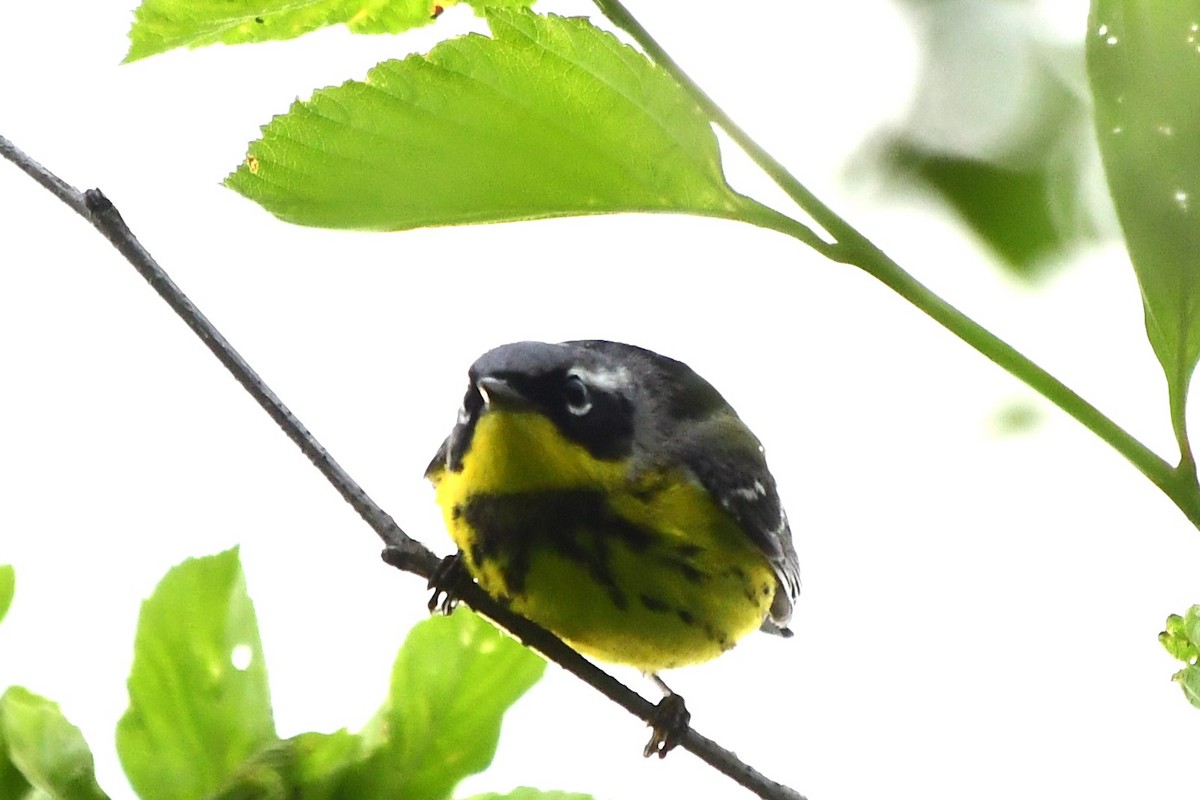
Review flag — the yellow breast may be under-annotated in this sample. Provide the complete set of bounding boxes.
[431,410,775,671]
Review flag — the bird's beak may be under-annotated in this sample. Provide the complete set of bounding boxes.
[475,375,528,410]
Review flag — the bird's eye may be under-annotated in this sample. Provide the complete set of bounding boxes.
[563,374,593,416]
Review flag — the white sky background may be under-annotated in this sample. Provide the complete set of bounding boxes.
[3,1,1200,799]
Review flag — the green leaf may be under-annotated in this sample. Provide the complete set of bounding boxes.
[344,610,545,800]
[116,548,276,800]
[0,565,13,626]
[0,718,33,800]
[1189,606,1200,648]
[226,9,753,231]
[1160,613,1197,662]
[214,613,543,800]
[881,1,1098,279]
[1160,606,1200,710]
[0,687,110,800]
[461,791,594,800]
[125,0,535,63]
[206,730,363,800]
[284,730,364,800]
[1177,666,1200,709]
[0,745,31,800]
[1088,2,1200,453]
[989,398,1043,437]
[882,145,1084,277]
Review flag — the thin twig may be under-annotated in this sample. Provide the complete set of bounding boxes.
[0,135,418,559]
[0,133,807,800]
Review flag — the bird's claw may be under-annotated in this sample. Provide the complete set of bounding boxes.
[427,553,470,614]
[643,691,691,758]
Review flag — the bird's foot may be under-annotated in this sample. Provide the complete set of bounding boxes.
[427,552,471,614]
[643,676,691,758]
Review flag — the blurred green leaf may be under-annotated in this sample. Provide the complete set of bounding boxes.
[227,9,751,231]
[0,713,33,800]
[283,730,363,800]
[204,741,291,800]
[0,565,13,626]
[0,741,31,800]
[1160,613,1197,662]
[885,146,1077,275]
[1178,665,1200,708]
[207,730,363,800]
[125,0,536,62]
[0,687,109,800]
[344,609,545,800]
[989,397,1043,437]
[1160,606,1200,710]
[116,547,276,800]
[462,791,594,800]
[1088,2,1200,446]
[208,612,545,800]
[878,1,1101,277]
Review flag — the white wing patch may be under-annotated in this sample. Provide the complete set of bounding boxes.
[721,479,767,509]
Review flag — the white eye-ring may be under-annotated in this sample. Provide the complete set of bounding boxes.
[563,373,593,416]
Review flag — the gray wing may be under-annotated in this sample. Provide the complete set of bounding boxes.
[673,414,801,634]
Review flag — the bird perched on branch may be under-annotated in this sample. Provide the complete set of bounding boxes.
[426,340,800,756]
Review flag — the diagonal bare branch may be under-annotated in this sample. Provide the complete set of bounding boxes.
[0,133,807,800]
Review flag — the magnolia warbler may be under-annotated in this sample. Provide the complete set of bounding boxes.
[425,340,800,753]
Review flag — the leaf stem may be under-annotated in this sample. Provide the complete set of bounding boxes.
[590,0,1200,529]
[1169,365,1197,476]
[723,197,839,259]
[858,239,1200,525]
[590,0,853,246]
